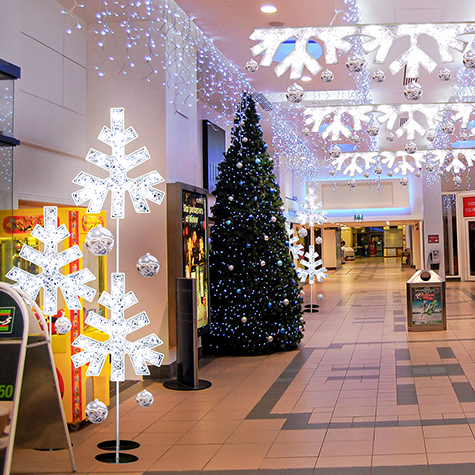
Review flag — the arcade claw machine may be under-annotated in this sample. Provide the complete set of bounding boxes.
[0,207,110,429]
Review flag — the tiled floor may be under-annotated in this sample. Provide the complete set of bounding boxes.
[12,258,475,474]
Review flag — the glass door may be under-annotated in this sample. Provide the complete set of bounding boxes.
[467,220,475,279]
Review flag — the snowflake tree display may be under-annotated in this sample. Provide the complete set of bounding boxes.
[285,222,304,260]
[71,273,164,382]
[297,246,328,285]
[6,206,96,315]
[296,188,327,227]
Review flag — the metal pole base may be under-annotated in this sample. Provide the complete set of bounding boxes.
[97,440,140,451]
[304,304,319,313]
[95,452,138,464]
[163,379,212,391]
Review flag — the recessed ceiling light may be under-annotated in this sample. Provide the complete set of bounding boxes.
[301,75,312,82]
[261,5,277,13]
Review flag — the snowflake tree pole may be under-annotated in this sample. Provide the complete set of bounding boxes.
[296,188,328,312]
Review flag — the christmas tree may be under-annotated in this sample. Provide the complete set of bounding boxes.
[206,92,304,356]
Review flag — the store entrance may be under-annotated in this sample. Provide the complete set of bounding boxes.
[467,221,475,279]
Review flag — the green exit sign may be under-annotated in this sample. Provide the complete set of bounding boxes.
[354,214,363,222]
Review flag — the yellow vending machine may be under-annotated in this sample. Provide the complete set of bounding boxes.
[0,207,110,429]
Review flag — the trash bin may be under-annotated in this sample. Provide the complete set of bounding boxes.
[406,270,446,331]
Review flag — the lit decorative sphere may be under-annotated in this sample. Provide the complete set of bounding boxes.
[404,81,423,101]
[267,335,274,342]
[386,132,395,141]
[228,265,234,271]
[463,50,475,69]
[299,326,304,332]
[426,132,435,142]
[225,220,232,225]
[329,144,341,158]
[364,172,370,178]
[55,315,71,335]
[317,293,324,300]
[136,253,160,278]
[255,158,261,164]
[136,390,154,408]
[277,260,283,266]
[426,162,435,172]
[85,225,114,256]
[438,169,445,176]
[228,195,234,201]
[400,177,409,186]
[367,124,380,136]
[241,316,247,323]
[405,142,417,154]
[316,236,323,245]
[301,126,310,136]
[236,162,243,168]
[298,228,308,238]
[321,69,334,82]
[442,121,455,134]
[439,67,452,81]
[460,130,470,141]
[283,299,289,305]
[346,54,365,73]
[85,399,108,424]
[264,235,269,241]
[299,317,305,322]
[415,171,421,177]
[271,216,277,223]
[242,137,248,142]
[348,179,357,188]
[372,69,386,82]
[245,59,259,73]
[374,165,383,175]
[453,175,462,186]
[387,170,394,177]
[286,83,305,103]
[260,260,266,267]
[280,205,286,212]
[350,133,360,144]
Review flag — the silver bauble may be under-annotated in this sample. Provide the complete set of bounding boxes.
[387,170,394,177]
[329,144,342,158]
[299,317,305,322]
[301,126,311,136]
[438,68,452,81]
[405,142,417,154]
[228,265,234,271]
[245,59,259,73]
[374,165,383,175]
[453,175,462,186]
[442,121,455,134]
[136,253,160,278]
[386,132,395,141]
[372,69,386,82]
[136,389,154,408]
[271,216,277,223]
[242,137,248,142]
[267,335,274,342]
[460,130,470,141]
[426,162,435,172]
[236,162,243,168]
[264,235,269,241]
[463,50,475,69]
[350,133,360,144]
[55,315,72,335]
[346,54,365,73]
[316,236,323,245]
[85,399,108,424]
[364,172,370,178]
[228,195,234,201]
[348,179,357,188]
[415,171,421,177]
[241,316,247,323]
[329,169,336,176]
[404,81,423,101]
[298,228,308,238]
[400,177,409,186]
[367,124,380,136]
[321,69,334,83]
[283,299,289,305]
[426,132,435,142]
[85,225,114,256]
[286,83,305,103]
[317,293,324,300]
[260,260,266,267]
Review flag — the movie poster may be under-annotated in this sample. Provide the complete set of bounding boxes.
[411,285,443,325]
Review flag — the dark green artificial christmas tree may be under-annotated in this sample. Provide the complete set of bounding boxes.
[207,92,304,356]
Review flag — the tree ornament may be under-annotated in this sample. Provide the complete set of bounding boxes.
[350,133,360,144]
[374,165,383,175]
[228,265,234,271]
[372,69,386,82]
[453,175,462,186]
[387,170,394,177]
[463,50,475,69]
[136,253,160,278]
[267,335,274,342]
[348,179,357,188]
[277,260,283,266]
[426,132,435,141]
[329,169,336,176]
[241,316,247,323]
[442,121,455,134]
[286,83,305,103]
[298,228,308,238]
[316,236,323,245]
[386,132,395,141]
[346,54,365,72]
[237,162,243,168]
[228,195,234,201]
[364,172,370,178]
[271,216,277,222]
[245,59,259,73]
[301,126,310,136]
[426,162,435,172]
[405,142,417,154]
[55,315,72,335]
[260,260,266,266]
[460,130,470,141]
[283,299,289,305]
[400,177,409,186]
[329,144,342,158]
[264,235,269,241]
[243,137,248,142]
[317,294,324,300]
[299,317,305,323]
[85,399,108,424]
[320,69,334,82]
[415,171,421,177]
[85,225,115,256]
[367,124,380,136]
[438,169,445,176]
[255,158,261,164]
[404,81,423,101]
[439,67,452,81]
[136,389,154,408]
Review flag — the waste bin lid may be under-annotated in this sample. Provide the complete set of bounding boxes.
[407,269,444,284]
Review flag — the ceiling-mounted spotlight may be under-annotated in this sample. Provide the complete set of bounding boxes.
[261,5,277,13]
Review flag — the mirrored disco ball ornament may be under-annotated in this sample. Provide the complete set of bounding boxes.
[453,175,462,186]
[400,177,409,186]
[228,195,234,201]
[316,236,323,245]
[286,83,305,103]
[55,315,72,335]
[317,294,324,300]
[364,172,370,178]
[426,132,435,142]
[136,253,160,278]
[329,144,341,158]
[242,137,248,142]
[348,179,357,188]
[367,124,380,136]
[298,228,308,238]
[372,69,386,82]
[460,130,470,141]
[245,59,259,73]
[442,121,455,134]
[283,299,289,305]
[236,162,243,169]
[264,235,269,241]
[350,133,360,144]
[267,335,274,342]
[301,126,310,136]
[463,50,475,69]
[321,69,334,82]
[260,260,266,267]
[404,81,423,101]
[405,142,417,154]
[136,389,154,408]
[439,68,452,81]
[228,265,234,271]
[271,216,277,222]
[85,399,108,424]
[241,316,247,323]
[346,54,365,73]
[426,162,435,172]
[387,171,394,177]
[374,165,383,175]
[386,132,395,141]
[85,225,114,256]
[329,169,336,176]
[415,171,421,177]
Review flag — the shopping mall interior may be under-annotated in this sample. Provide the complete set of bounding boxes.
[2,0,475,473]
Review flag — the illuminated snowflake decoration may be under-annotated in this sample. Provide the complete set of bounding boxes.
[6,207,96,316]
[285,222,304,260]
[72,108,165,219]
[296,189,328,227]
[297,245,328,285]
[71,273,164,382]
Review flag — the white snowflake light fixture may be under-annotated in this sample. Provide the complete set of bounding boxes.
[285,222,304,260]
[71,273,164,382]
[72,108,165,219]
[6,207,96,315]
[297,245,328,285]
[296,188,328,227]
